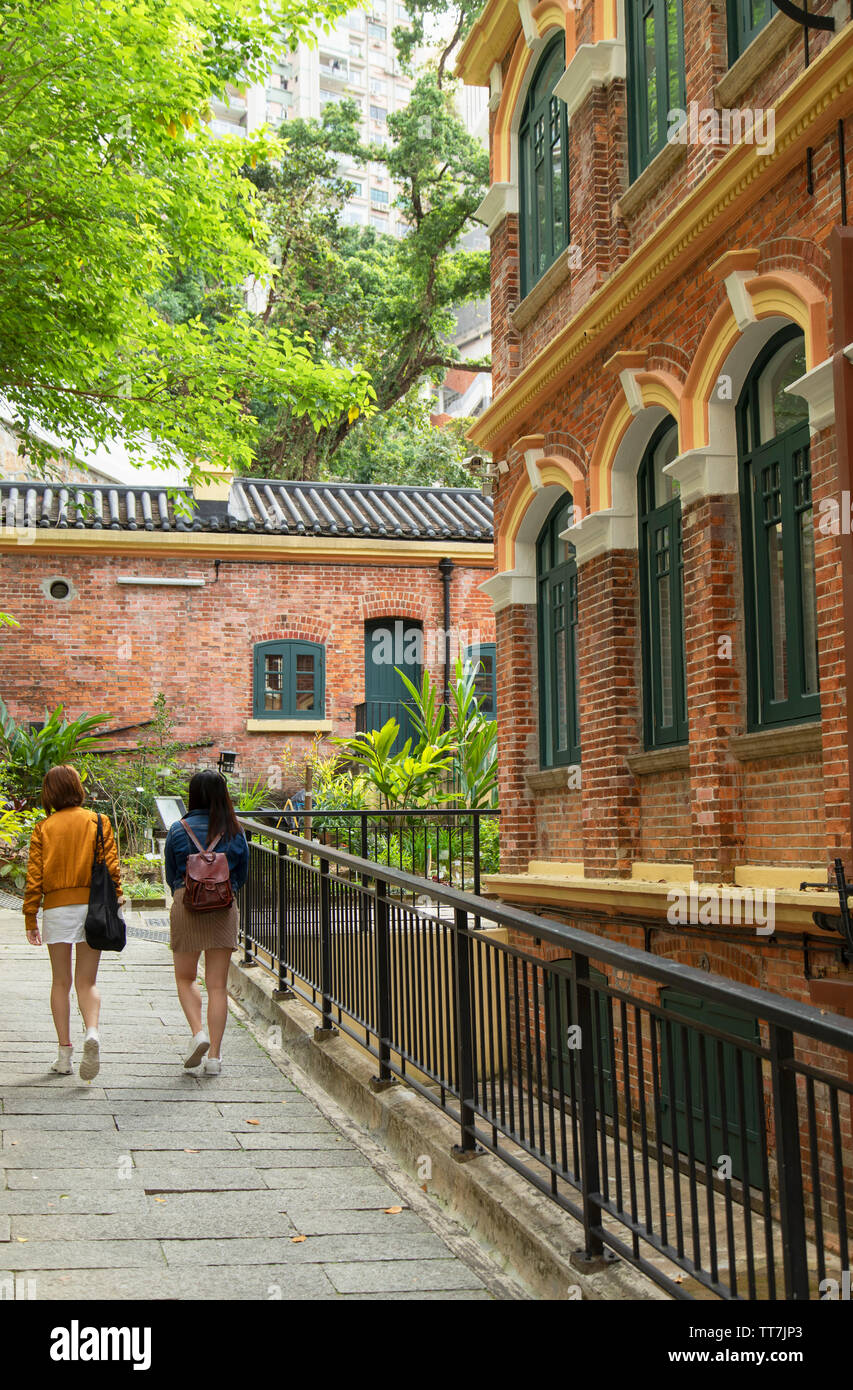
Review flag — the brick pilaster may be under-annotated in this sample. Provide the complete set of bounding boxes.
[682,495,744,880]
[494,601,538,873]
[577,550,641,875]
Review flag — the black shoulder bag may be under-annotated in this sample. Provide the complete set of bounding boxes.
[84,815,126,952]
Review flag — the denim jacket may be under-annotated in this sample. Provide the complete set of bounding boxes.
[164,812,249,895]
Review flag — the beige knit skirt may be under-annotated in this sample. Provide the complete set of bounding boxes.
[169,886,239,954]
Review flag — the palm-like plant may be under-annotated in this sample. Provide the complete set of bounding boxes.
[0,699,112,801]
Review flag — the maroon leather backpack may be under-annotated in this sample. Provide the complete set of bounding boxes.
[180,819,234,913]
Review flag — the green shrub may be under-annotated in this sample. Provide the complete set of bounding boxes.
[0,700,112,802]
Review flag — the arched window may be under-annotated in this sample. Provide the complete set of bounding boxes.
[537,494,580,767]
[727,0,772,65]
[626,0,686,180]
[519,34,570,298]
[738,326,819,729]
[638,419,687,748]
[253,640,325,719]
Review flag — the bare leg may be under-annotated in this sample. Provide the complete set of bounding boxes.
[173,951,203,1035]
[46,944,73,1047]
[203,949,233,1059]
[74,941,102,1031]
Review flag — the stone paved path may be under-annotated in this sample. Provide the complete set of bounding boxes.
[0,910,492,1300]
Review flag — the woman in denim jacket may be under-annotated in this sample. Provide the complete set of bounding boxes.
[165,771,249,1075]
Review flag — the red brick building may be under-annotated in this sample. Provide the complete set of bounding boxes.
[0,473,495,781]
[456,1,853,1013]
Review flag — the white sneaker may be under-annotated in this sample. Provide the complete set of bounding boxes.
[184,1031,210,1069]
[203,1056,221,1076]
[51,1046,73,1075]
[79,1031,100,1082]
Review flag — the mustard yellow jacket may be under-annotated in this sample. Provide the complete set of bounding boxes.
[23,807,122,931]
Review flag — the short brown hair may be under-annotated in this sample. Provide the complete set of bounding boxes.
[42,765,85,813]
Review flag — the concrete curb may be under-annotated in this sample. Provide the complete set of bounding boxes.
[228,958,666,1302]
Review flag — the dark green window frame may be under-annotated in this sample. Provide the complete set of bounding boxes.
[465,642,496,719]
[519,33,570,299]
[638,418,688,749]
[252,640,325,719]
[738,325,820,731]
[726,0,773,65]
[625,0,686,182]
[537,494,580,768]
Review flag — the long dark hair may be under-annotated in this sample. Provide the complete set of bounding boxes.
[186,770,240,844]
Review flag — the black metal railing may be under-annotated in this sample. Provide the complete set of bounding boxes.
[237,820,853,1301]
[247,807,499,897]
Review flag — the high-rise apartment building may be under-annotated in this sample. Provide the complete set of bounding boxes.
[211,10,413,238]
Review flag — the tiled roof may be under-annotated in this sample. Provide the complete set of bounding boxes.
[0,478,494,543]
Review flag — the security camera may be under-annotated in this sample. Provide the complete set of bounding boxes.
[463,454,485,472]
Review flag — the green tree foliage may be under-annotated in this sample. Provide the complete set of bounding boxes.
[0,0,370,479]
[322,395,473,487]
[249,52,490,477]
[160,2,491,480]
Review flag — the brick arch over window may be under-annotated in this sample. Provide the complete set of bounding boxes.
[590,369,684,512]
[683,267,829,453]
[498,449,587,573]
[251,620,329,647]
[648,936,766,992]
[492,0,618,183]
[359,593,432,625]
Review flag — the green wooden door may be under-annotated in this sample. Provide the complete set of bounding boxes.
[364,619,422,754]
[659,989,762,1187]
[546,963,613,1116]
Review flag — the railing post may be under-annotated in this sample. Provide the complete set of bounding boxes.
[369,874,396,1092]
[472,812,481,897]
[241,830,255,967]
[451,907,482,1161]
[358,810,372,937]
[768,1022,810,1299]
[314,854,339,1041]
[272,839,295,1001]
[570,953,608,1266]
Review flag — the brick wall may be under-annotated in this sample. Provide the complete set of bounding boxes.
[0,548,494,783]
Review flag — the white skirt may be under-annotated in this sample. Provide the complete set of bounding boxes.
[41,904,88,945]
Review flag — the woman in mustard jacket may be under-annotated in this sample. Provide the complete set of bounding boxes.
[23,764,123,1080]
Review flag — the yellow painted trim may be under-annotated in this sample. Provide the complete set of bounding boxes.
[684,301,741,453]
[0,529,494,568]
[498,453,582,570]
[456,0,524,87]
[589,396,632,511]
[683,269,829,451]
[457,0,612,84]
[468,24,853,452]
[631,861,694,883]
[528,859,584,876]
[492,12,570,183]
[734,865,824,890]
[482,872,838,931]
[638,371,682,419]
[246,719,333,734]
